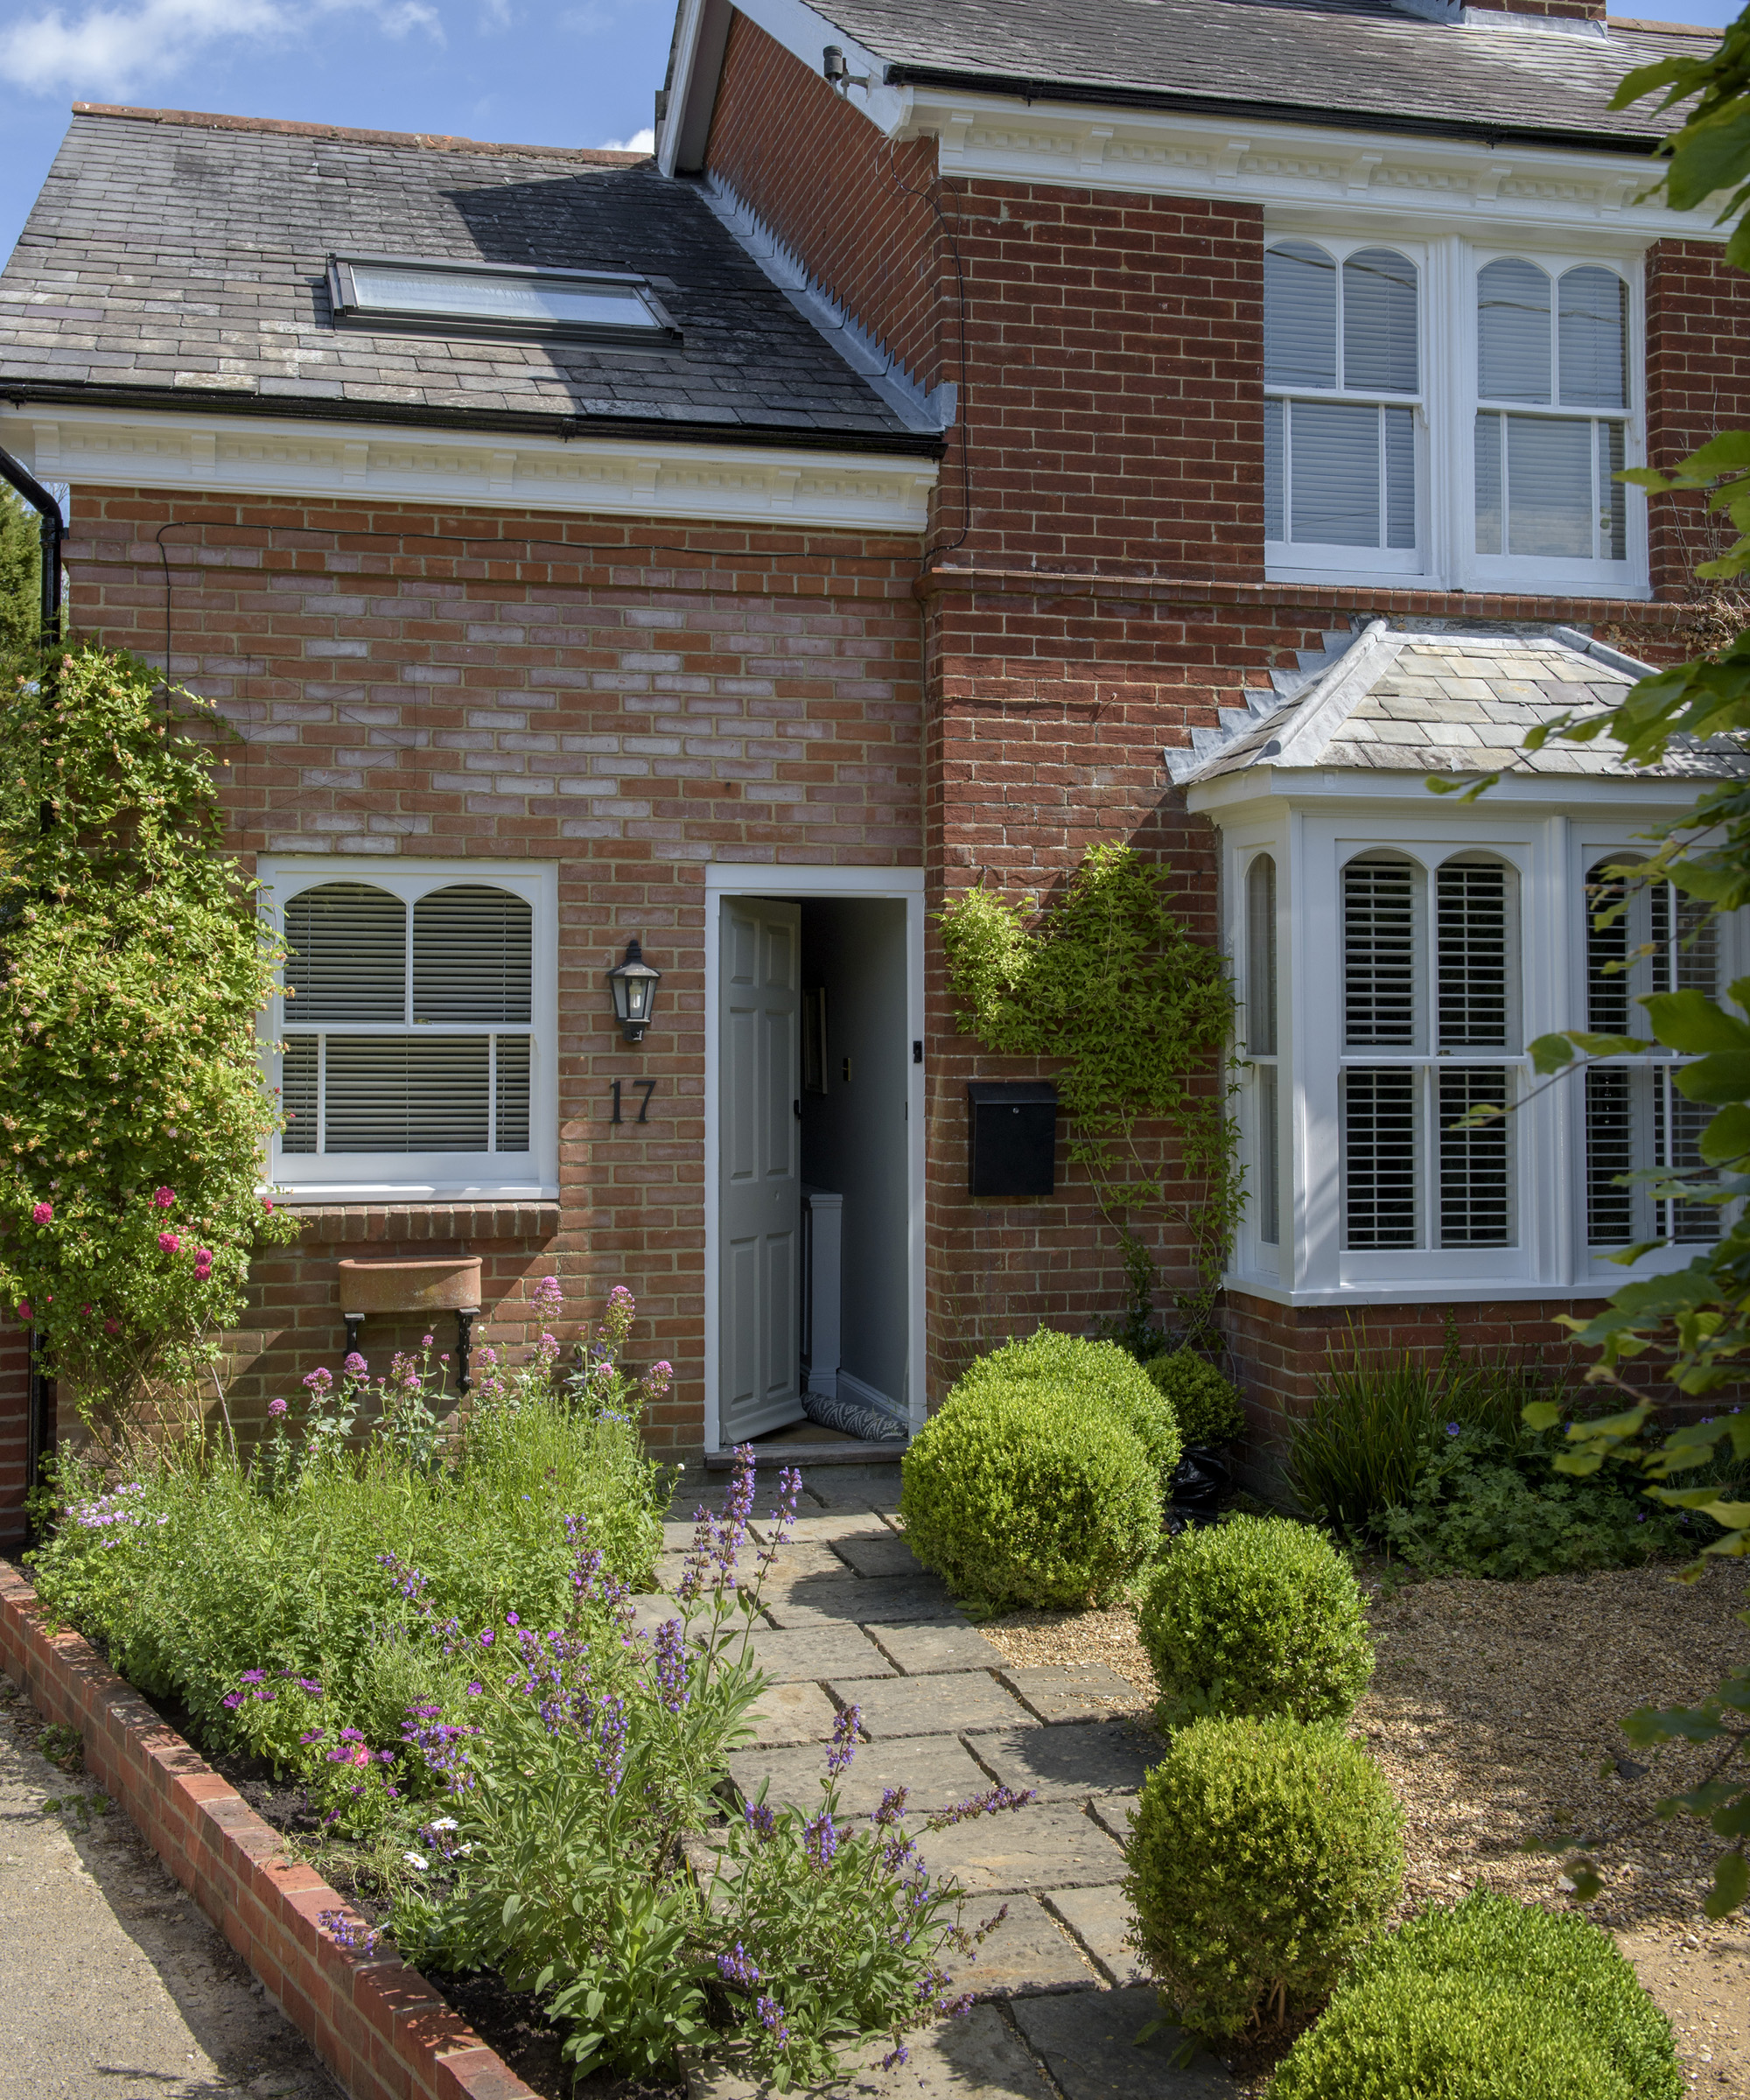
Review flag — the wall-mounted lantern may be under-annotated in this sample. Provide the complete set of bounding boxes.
[607,937,662,1043]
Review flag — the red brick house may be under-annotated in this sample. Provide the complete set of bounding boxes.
[2,0,1746,1540]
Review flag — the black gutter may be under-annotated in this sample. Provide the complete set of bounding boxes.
[1,382,947,460]
[884,63,1667,158]
[0,441,60,1533]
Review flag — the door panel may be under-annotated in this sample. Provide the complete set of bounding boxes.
[719,898,803,1445]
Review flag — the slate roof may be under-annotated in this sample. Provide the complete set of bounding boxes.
[0,106,934,452]
[819,0,1710,150]
[1173,622,1750,786]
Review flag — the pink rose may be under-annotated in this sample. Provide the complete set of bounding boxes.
[151,1186,176,1210]
[104,1317,120,1334]
[261,1197,275,1213]
[32,1200,52,1224]
[17,1301,32,1321]
[158,1231,180,1254]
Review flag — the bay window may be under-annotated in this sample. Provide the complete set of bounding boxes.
[1263,232,1642,594]
[262,860,556,1200]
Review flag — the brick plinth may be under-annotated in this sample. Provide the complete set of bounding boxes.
[0,1562,536,2100]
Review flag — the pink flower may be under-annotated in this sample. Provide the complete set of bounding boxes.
[151,1186,176,1210]
[421,1333,434,1348]
[343,1352,368,1377]
[532,1274,563,1308]
[17,1301,32,1321]
[32,1200,52,1224]
[261,1197,275,1213]
[104,1316,119,1334]
[268,1397,288,1418]
[158,1231,180,1254]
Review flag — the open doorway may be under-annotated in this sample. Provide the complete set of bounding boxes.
[705,868,924,1453]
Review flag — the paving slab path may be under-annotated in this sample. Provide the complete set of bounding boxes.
[669,1465,1236,2100]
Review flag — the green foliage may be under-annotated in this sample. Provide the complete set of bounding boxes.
[938,844,1237,1338]
[900,1376,1162,1613]
[1268,1889,1683,2100]
[951,1328,1182,1488]
[1138,1515,1375,1727]
[1145,1348,1245,1448]
[0,644,297,1415]
[1124,1714,1404,2039]
[0,488,40,663]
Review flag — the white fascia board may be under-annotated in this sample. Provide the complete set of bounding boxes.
[899,89,1727,244]
[658,0,906,176]
[4,403,935,536]
[1186,766,1718,819]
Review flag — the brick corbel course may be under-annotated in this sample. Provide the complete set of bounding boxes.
[0,1562,536,2100]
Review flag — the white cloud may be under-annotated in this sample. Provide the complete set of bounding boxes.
[0,0,442,99]
[596,124,652,152]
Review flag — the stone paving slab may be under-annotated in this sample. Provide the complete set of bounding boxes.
[833,1673,1033,1741]
[750,1542,866,1585]
[747,1626,895,1684]
[999,1663,1150,1724]
[1044,1886,1150,1987]
[762,1578,966,1630]
[916,1802,1128,1895]
[750,1509,895,1544]
[745,1681,840,1748]
[1088,1796,1137,1846]
[727,1734,993,1817]
[830,1534,926,1580]
[957,1893,1098,1998]
[1010,1986,1240,2099]
[970,1721,1156,1801]
[681,2001,1056,2100]
[793,1467,906,1511]
[864,1624,1005,1676]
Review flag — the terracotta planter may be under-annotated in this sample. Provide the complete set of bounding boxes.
[336,1257,483,1316]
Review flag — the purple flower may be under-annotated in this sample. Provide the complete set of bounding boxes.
[239,1670,266,1684]
[827,1704,860,1777]
[653,1617,690,1713]
[466,1682,483,1697]
[743,1799,778,1844]
[1446,1423,1461,1438]
[718,1942,761,1989]
[803,1807,839,1873]
[318,1909,382,1956]
[755,1996,789,2045]
[925,1786,1035,1831]
[268,1397,288,1418]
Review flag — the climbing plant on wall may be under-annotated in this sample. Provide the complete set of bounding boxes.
[939,844,1238,1348]
[0,644,298,1432]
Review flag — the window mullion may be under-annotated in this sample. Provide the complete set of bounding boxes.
[317,1032,327,1158]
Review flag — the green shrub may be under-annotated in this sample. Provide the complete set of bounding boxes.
[1269,1890,1683,2100]
[900,1382,1161,1612]
[952,1328,1181,1488]
[1286,1351,1441,1538]
[1145,1349,1246,1448]
[1124,1714,1404,2038]
[1138,1514,1374,1726]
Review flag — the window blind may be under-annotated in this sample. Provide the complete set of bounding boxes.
[325,1036,491,1152]
[1438,1065,1512,1245]
[1343,248,1418,394]
[1264,242,1337,389]
[281,1033,318,1155]
[1558,267,1628,410]
[413,884,533,1023]
[1344,858,1417,1046]
[1437,861,1509,1048]
[284,883,406,1020]
[1343,1068,1417,1247]
[1586,863,1629,1034]
[1478,258,1552,403]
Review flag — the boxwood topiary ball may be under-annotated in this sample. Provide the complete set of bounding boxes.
[1138,1513,1375,1726]
[951,1327,1182,1491]
[899,1379,1162,1613]
[1144,1348,1247,1450]
[1267,1888,1684,2100]
[1124,1713,1404,2040]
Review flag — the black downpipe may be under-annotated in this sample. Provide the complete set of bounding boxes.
[1,442,62,1529]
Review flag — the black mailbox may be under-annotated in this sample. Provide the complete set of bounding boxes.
[967,1081,1059,1198]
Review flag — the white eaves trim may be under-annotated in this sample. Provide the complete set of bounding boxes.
[1186,765,1719,821]
[903,94,1722,243]
[3,405,936,535]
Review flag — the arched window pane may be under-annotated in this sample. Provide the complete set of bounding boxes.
[1247,855,1278,1056]
[284,883,405,1021]
[1264,242,1337,389]
[413,884,533,1023]
[1478,258,1551,404]
[1343,856,1417,1046]
[1558,267,1628,410]
[1343,248,1418,394]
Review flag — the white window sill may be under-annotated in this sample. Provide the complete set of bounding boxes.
[265,1182,560,1207]
[1222,1273,1618,1307]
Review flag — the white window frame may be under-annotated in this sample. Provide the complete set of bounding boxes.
[1264,234,1430,584]
[1263,228,1649,600]
[258,858,559,1203]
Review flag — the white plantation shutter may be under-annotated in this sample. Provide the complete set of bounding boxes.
[1438,1065,1512,1245]
[284,883,406,1018]
[1586,1068,1635,1246]
[1344,857,1418,1046]
[412,885,533,1022]
[1342,1068,1417,1247]
[1437,861,1510,1048]
[280,877,535,1160]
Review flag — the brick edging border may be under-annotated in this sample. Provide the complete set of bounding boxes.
[0,1562,536,2100]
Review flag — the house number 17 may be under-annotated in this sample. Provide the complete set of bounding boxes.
[610,1079,655,1125]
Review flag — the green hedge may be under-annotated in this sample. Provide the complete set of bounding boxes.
[1145,1349,1246,1448]
[1269,1890,1683,2100]
[1124,1713,1404,2038]
[952,1328,1182,1488]
[1138,1514,1375,1726]
[899,1378,1161,1612]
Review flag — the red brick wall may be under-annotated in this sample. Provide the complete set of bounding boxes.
[1645,238,1750,598]
[62,486,923,1452]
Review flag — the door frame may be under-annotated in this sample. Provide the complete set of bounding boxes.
[704,864,927,1453]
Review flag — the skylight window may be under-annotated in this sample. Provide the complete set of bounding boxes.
[326,256,676,343]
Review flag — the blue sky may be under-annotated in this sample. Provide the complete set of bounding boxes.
[0,0,1742,267]
[0,0,676,263]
